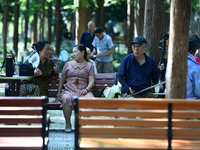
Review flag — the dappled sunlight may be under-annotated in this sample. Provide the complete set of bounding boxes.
[80,138,200,149]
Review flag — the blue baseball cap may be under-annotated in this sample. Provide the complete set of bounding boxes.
[131,36,147,45]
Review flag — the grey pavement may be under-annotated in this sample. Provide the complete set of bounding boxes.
[0,83,75,150]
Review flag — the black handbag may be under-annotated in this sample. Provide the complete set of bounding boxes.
[19,63,34,76]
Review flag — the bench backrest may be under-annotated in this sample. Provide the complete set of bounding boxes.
[74,97,200,150]
[0,96,49,149]
[48,73,117,98]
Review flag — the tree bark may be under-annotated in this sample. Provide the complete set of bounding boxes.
[144,0,165,65]
[13,0,20,56]
[134,0,145,37]
[166,0,191,99]
[3,0,9,59]
[39,0,45,40]
[47,1,52,43]
[32,12,38,44]
[24,0,29,51]
[95,0,104,29]
[75,1,91,45]
[127,0,134,54]
[55,0,62,56]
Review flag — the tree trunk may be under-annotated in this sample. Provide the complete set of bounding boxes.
[24,0,29,51]
[55,0,62,56]
[39,0,45,40]
[166,0,191,99]
[127,0,134,54]
[32,12,38,44]
[48,1,52,43]
[134,0,145,37]
[13,0,20,56]
[144,0,165,65]
[75,1,91,45]
[3,0,9,59]
[95,0,104,29]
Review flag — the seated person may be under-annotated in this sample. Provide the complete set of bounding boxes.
[49,46,60,66]
[54,44,95,132]
[86,47,97,74]
[118,36,158,98]
[20,40,59,96]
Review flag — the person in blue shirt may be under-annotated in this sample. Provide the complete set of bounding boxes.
[80,21,96,53]
[92,27,114,73]
[187,35,200,99]
[118,36,158,98]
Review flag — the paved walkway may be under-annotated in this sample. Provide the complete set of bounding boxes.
[0,83,75,150]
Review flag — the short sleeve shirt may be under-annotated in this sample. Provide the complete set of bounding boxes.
[80,30,95,52]
[92,33,114,62]
[118,53,158,94]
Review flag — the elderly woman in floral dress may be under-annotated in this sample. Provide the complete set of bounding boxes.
[55,44,95,132]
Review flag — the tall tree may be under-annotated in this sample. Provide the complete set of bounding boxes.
[166,0,191,99]
[39,0,46,40]
[24,0,29,51]
[13,0,20,56]
[3,0,9,58]
[144,0,165,65]
[55,0,62,56]
[95,0,104,29]
[127,0,134,54]
[75,0,91,44]
[134,0,145,37]
[32,11,38,44]
[47,1,52,43]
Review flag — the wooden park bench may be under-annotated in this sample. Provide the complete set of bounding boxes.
[0,96,49,150]
[74,97,200,150]
[47,73,118,110]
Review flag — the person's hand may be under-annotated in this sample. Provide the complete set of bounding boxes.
[96,53,103,58]
[129,87,135,94]
[34,68,42,76]
[158,63,165,71]
[53,66,59,74]
[53,93,61,103]
[81,89,88,96]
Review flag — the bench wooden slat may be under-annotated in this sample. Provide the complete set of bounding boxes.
[78,98,200,110]
[0,107,42,115]
[79,109,200,118]
[0,137,43,150]
[79,118,168,126]
[79,128,167,139]
[0,126,42,136]
[0,115,43,124]
[79,138,200,150]
[0,99,42,107]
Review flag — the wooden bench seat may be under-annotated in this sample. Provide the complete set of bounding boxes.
[74,97,200,150]
[0,96,49,150]
[47,73,117,110]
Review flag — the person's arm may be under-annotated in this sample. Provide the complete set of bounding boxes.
[193,69,200,98]
[118,75,131,94]
[96,47,114,58]
[53,74,66,102]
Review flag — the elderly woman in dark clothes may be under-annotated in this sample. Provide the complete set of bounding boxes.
[20,40,59,96]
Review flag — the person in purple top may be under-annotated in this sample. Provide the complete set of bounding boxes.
[118,36,158,98]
